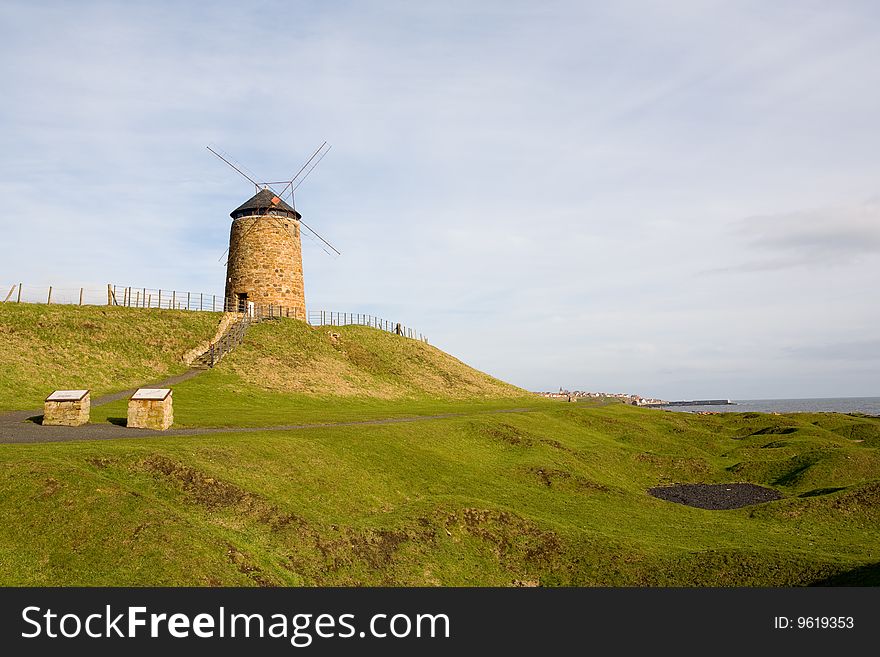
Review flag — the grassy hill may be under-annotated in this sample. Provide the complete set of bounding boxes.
[89,319,533,428]
[0,304,219,411]
[224,320,524,399]
[0,304,878,586]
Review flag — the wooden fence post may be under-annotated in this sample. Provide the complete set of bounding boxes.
[172,290,176,309]
[107,284,112,305]
[79,288,84,306]
[16,283,22,303]
[187,292,191,311]
[158,289,162,309]
[212,295,216,312]
[2,284,15,303]
[47,286,52,304]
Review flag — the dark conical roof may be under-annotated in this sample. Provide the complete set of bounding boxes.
[230,188,300,220]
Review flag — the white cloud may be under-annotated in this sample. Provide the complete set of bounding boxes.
[723,200,880,271]
[1,0,879,398]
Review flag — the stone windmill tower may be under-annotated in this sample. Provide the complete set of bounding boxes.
[225,189,305,317]
[208,144,338,319]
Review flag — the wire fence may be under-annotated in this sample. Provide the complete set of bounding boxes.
[307,310,427,343]
[1,282,428,343]
[110,284,225,312]
[1,282,110,306]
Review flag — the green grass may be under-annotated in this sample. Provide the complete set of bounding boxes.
[90,375,542,427]
[0,303,220,411]
[0,404,878,586]
[87,318,537,427]
[1,305,878,586]
[204,319,525,400]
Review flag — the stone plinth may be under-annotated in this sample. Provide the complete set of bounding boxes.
[127,388,173,430]
[43,390,90,426]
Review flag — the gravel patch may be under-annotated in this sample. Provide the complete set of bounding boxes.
[648,482,782,510]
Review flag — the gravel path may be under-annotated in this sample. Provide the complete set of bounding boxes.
[0,368,210,442]
[0,368,535,444]
[648,483,783,510]
[0,368,207,425]
[0,403,534,444]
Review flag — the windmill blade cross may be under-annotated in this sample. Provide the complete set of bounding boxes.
[208,141,339,260]
[300,219,341,256]
[206,145,263,189]
[276,141,328,200]
[293,145,332,193]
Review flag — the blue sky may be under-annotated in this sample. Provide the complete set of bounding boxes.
[1,1,878,399]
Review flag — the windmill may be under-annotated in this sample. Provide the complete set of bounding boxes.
[207,142,339,318]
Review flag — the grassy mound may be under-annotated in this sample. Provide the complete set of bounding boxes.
[0,304,220,411]
[1,404,878,586]
[1,305,878,586]
[89,319,533,428]
[221,320,523,399]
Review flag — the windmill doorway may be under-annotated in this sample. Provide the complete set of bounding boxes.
[235,292,248,313]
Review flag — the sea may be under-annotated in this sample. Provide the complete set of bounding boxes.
[656,397,880,415]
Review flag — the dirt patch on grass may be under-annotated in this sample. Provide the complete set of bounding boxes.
[313,527,422,572]
[286,520,437,585]
[481,423,535,447]
[226,543,276,587]
[752,482,880,521]
[136,454,438,585]
[41,477,61,497]
[142,455,249,509]
[479,425,586,456]
[138,455,306,531]
[528,467,609,492]
[648,483,782,510]
[286,510,565,585]
[828,482,880,515]
[444,508,563,566]
[635,453,712,478]
[649,548,844,586]
[86,456,120,469]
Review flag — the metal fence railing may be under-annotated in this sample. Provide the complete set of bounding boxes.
[195,314,253,368]
[1,282,428,343]
[307,310,427,343]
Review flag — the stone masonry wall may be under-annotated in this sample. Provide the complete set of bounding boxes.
[224,214,306,319]
[128,397,173,431]
[43,397,90,426]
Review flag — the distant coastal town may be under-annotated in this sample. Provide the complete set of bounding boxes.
[538,389,667,406]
